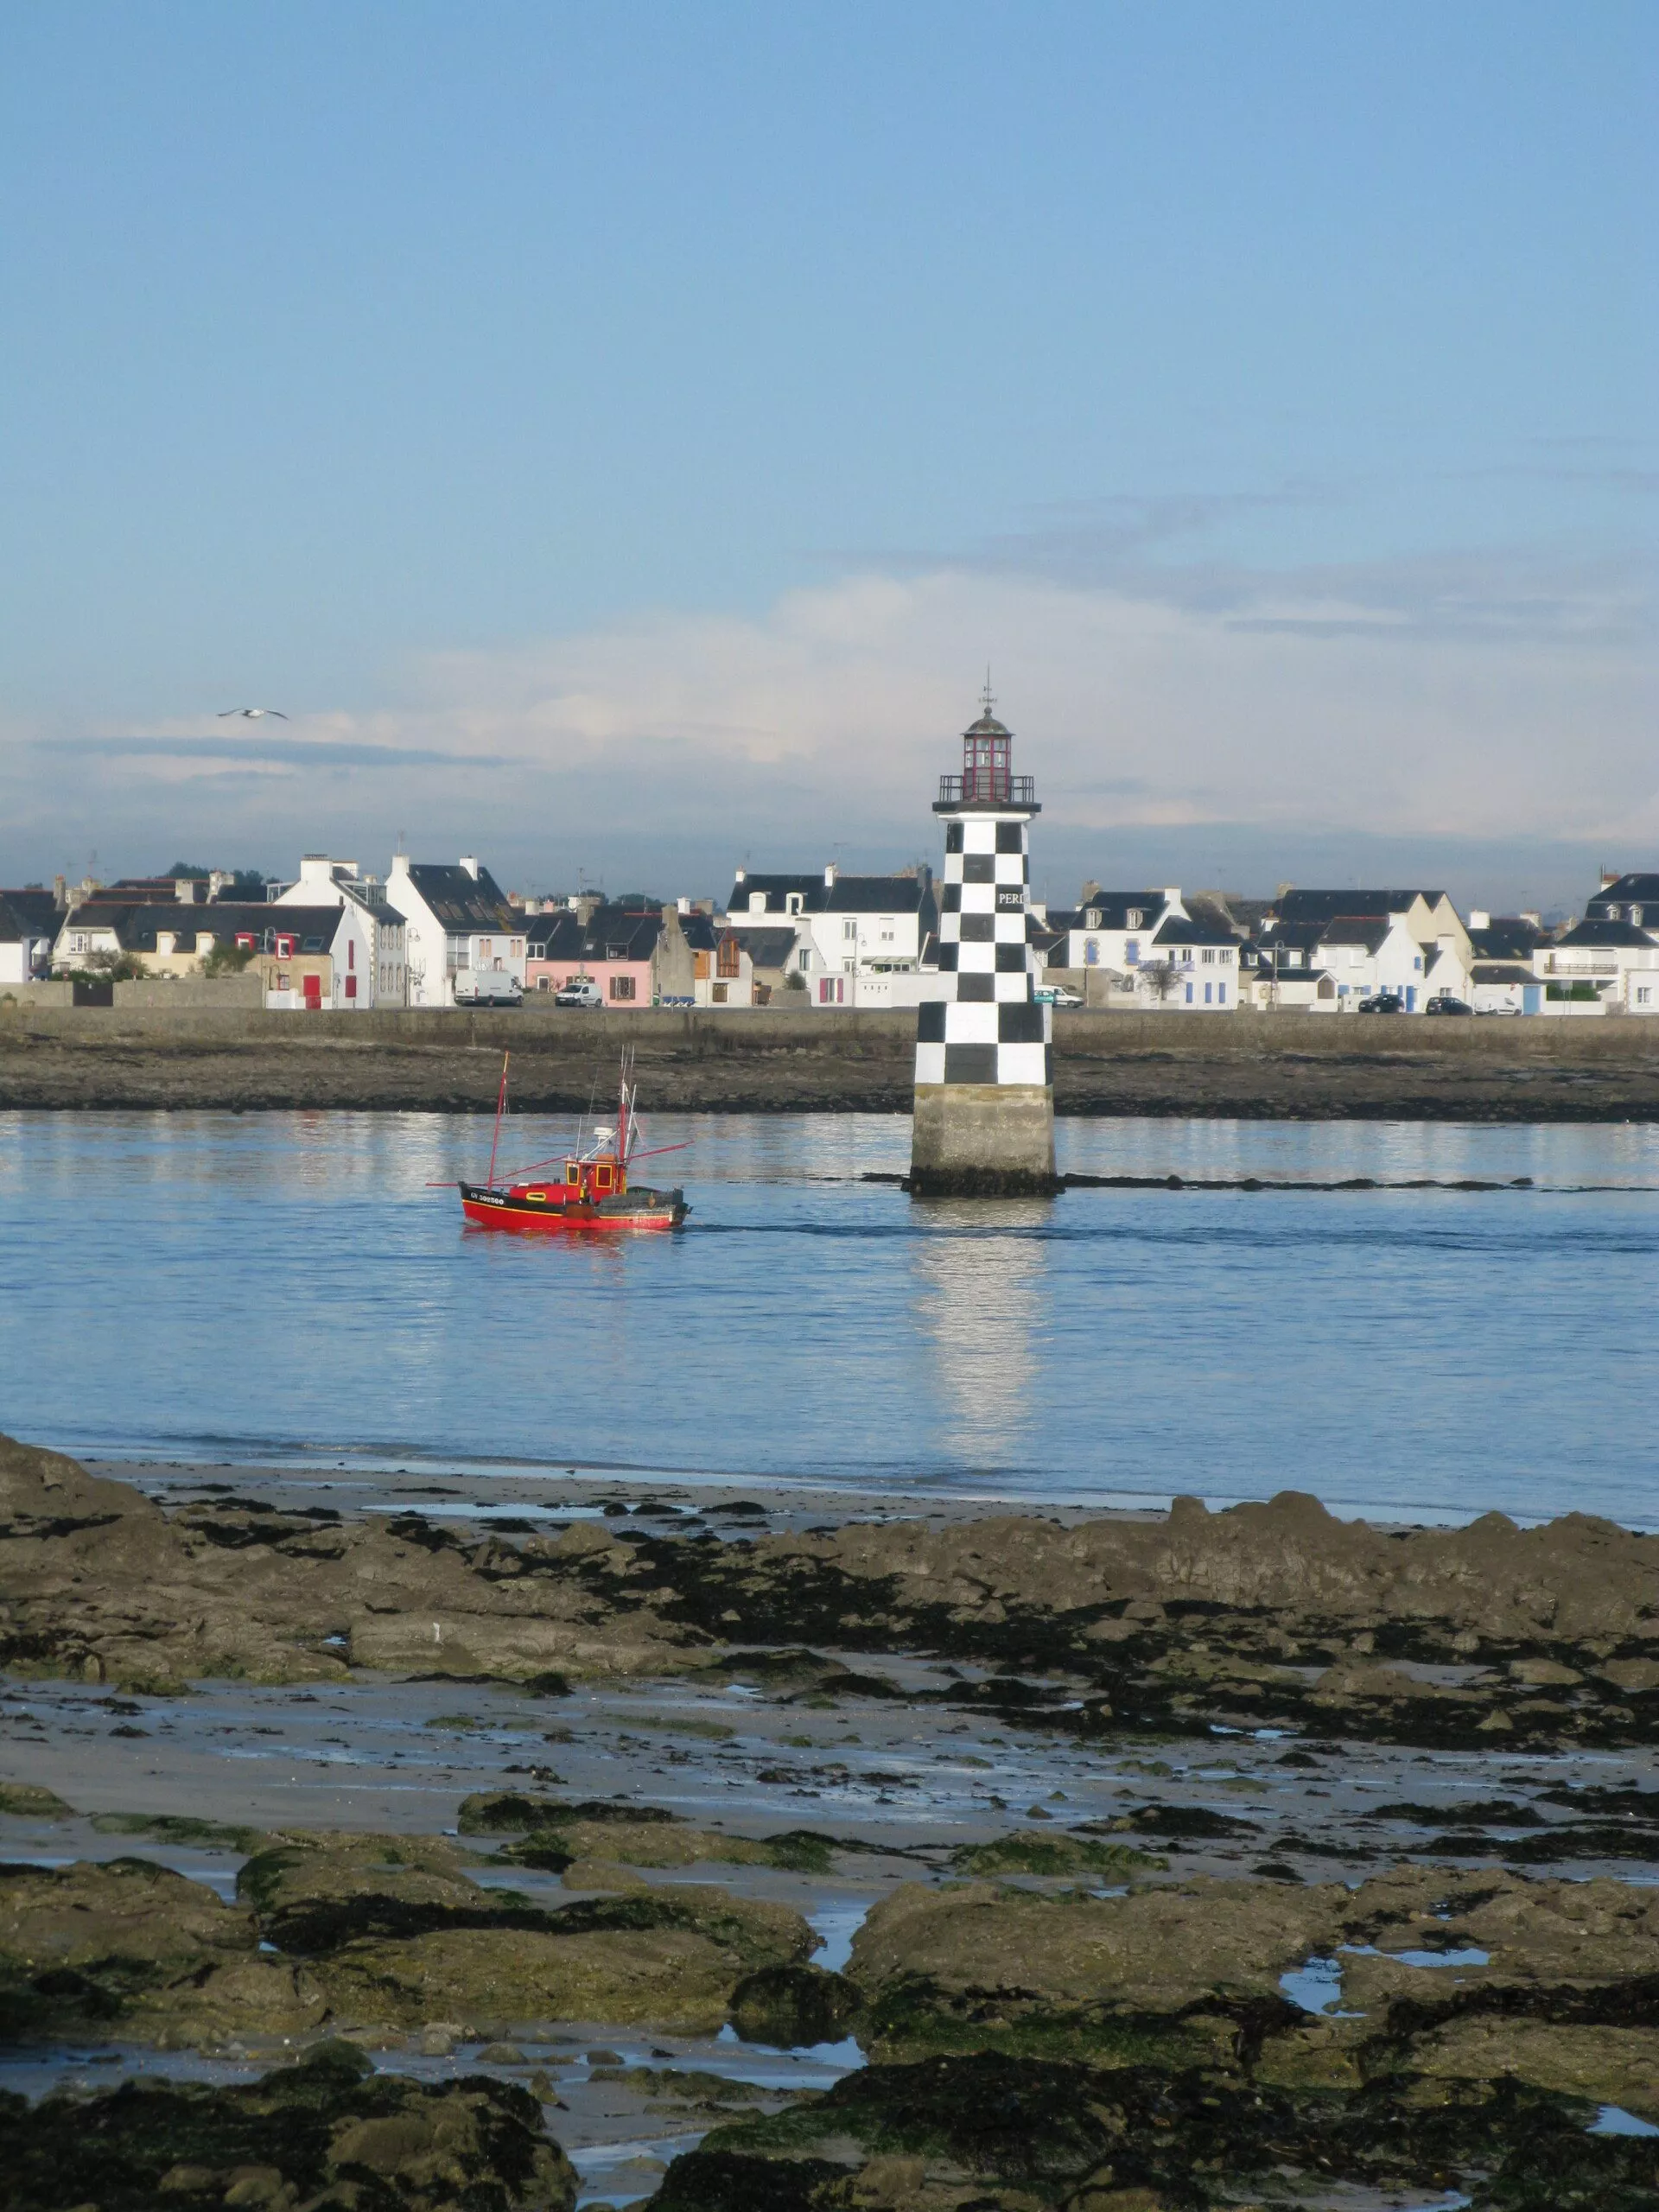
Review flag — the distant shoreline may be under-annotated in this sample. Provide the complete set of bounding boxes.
[2,1001,1657,1120]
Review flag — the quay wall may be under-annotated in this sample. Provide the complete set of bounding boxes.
[1,998,1656,1118]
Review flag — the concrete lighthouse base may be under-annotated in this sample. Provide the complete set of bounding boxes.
[908,1083,1058,1196]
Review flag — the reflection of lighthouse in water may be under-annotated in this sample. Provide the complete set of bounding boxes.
[910,685,1057,1194]
[914,1202,1047,1465]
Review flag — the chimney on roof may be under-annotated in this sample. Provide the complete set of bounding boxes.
[1469,909,1491,931]
[459,855,480,880]
[824,863,837,887]
[1521,910,1541,929]
[1600,868,1619,889]
[734,867,746,884]
[677,895,690,915]
[53,874,67,909]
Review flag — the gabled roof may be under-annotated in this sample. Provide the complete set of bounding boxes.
[1554,918,1659,949]
[1315,916,1393,954]
[1152,912,1235,947]
[1255,920,1326,952]
[728,871,931,918]
[58,901,348,955]
[679,912,721,953]
[1471,962,1535,984]
[397,864,517,931]
[1586,873,1659,920]
[523,910,586,958]
[1,889,62,936]
[1070,891,1170,928]
[822,874,929,915]
[1468,918,1544,961]
[728,874,824,913]
[587,906,664,962]
[0,894,35,945]
[728,926,798,969]
[1273,887,1450,925]
[523,903,663,963]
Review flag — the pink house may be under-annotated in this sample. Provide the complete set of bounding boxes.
[522,901,664,1005]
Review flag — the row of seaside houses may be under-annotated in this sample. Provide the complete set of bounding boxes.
[3,855,1656,1017]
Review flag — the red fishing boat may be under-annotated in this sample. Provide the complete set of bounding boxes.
[454,1051,689,1232]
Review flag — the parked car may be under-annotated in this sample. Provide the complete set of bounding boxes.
[1477,1002,1522,1015]
[1425,994,1473,1015]
[1357,991,1405,1014]
[453,973,522,1007]
[1034,984,1083,1007]
[553,977,604,1008]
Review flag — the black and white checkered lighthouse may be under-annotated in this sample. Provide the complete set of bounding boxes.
[910,685,1056,1193]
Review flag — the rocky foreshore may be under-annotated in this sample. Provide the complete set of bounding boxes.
[3,1001,1658,1120]
[3,1432,1657,2209]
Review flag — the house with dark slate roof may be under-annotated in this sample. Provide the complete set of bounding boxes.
[1535,917,1659,1014]
[724,863,936,1006]
[1253,888,1472,1011]
[384,855,524,1007]
[0,891,58,985]
[272,857,409,1006]
[1141,911,1242,1010]
[49,898,374,1009]
[1586,873,1659,931]
[1046,887,1184,980]
[523,899,671,1006]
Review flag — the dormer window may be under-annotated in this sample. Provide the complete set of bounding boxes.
[1126,908,1142,928]
[1607,906,1621,921]
[748,891,766,914]
[786,893,803,915]
[1085,908,1102,929]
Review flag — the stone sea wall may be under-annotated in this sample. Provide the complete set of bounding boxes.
[2,1000,1657,1116]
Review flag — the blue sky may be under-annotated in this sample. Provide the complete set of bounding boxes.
[0,1,1652,906]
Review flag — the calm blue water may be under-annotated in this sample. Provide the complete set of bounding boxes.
[0,1111,1654,1527]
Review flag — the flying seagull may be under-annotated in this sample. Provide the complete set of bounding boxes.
[218,706,289,720]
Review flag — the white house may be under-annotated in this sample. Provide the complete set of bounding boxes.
[1533,918,1659,1014]
[724,865,938,1007]
[0,892,58,986]
[384,855,524,1008]
[272,856,408,1007]
[1253,899,1471,1012]
[48,894,372,1008]
[1119,912,1241,1010]
[1046,888,1185,980]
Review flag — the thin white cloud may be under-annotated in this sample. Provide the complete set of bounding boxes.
[3,556,1655,882]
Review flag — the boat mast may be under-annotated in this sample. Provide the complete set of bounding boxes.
[487,1052,510,1185]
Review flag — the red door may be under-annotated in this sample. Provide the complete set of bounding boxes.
[302,974,322,1010]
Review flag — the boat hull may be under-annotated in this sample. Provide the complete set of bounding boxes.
[458,1181,687,1233]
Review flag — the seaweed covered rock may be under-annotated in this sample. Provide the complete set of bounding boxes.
[0,2039,576,2210]
[729,1962,864,2048]
[2,1833,816,2044]
[238,1831,510,1952]
[647,2051,1659,2211]
[847,1866,1659,2099]
[849,1875,1344,2045]
[0,1432,699,1690]
[0,1855,326,2044]
[290,1850,814,2036]
[459,1792,839,1877]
